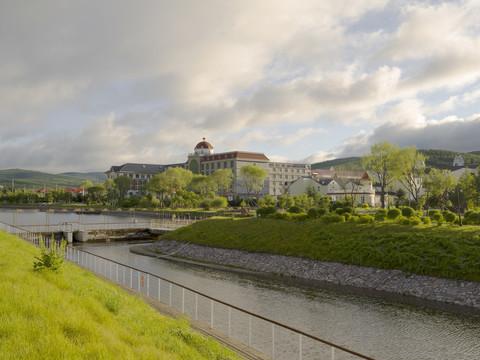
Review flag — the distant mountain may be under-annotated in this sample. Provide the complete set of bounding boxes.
[0,169,106,190]
[419,150,480,169]
[311,157,362,170]
[311,149,480,171]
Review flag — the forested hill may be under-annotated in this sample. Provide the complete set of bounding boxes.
[0,169,105,190]
[312,149,480,171]
[311,157,363,171]
[419,150,480,169]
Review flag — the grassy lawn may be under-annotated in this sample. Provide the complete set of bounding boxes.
[163,217,480,282]
[0,232,239,360]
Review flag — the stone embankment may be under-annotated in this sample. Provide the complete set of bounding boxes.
[133,240,480,311]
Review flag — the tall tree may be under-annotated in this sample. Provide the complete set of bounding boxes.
[454,169,480,209]
[163,167,193,194]
[104,178,118,205]
[189,174,215,197]
[362,142,399,208]
[239,165,268,203]
[423,168,456,209]
[146,173,170,207]
[392,146,426,203]
[114,176,131,199]
[86,184,106,204]
[211,169,234,197]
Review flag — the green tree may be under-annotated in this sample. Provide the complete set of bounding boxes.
[362,142,399,208]
[146,173,170,207]
[114,176,132,199]
[276,194,295,209]
[305,185,320,203]
[454,169,480,209]
[393,146,426,203]
[86,184,106,204]
[189,174,215,197]
[163,167,193,194]
[105,179,118,206]
[211,169,234,197]
[423,168,456,209]
[79,180,93,191]
[239,165,268,204]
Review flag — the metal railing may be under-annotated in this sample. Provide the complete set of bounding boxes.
[1,221,375,360]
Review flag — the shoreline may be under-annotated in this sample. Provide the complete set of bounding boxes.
[131,239,480,315]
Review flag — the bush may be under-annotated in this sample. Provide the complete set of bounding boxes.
[467,212,479,225]
[410,217,422,225]
[138,197,155,208]
[33,236,66,271]
[288,205,303,214]
[343,213,352,221]
[375,209,388,221]
[387,208,402,220]
[257,205,277,218]
[307,207,319,219]
[119,197,140,208]
[210,197,228,209]
[398,216,411,225]
[291,213,308,221]
[348,215,359,223]
[428,209,440,219]
[317,208,328,216]
[432,212,443,222]
[320,214,345,223]
[463,210,474,221]
[358,215,375,223]
[342,206,354,214]
[273,212,291,220]
[361,203,369,208]
[400,206,415,218]
[443,211,456,223]
[199,199,211,210]
[422,216,431,225]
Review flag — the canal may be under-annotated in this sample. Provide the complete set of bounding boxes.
[2,209,480,359]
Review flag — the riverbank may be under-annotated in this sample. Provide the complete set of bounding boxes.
[0,232,240,360]
[131,240,480,313]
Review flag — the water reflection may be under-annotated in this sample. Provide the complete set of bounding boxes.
[82,242,480,360]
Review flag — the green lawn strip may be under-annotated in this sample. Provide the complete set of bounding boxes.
[0,232,239,360]
[163,217,480,282]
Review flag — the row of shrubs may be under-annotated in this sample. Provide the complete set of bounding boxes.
[256,204,480,226]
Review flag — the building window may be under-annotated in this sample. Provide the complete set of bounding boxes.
[230,161,234,168]
[224,161,227,168]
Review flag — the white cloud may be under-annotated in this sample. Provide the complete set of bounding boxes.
[0,0,479,172]
[337,114,480,158]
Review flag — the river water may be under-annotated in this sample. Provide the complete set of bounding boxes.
[2,209,480,359]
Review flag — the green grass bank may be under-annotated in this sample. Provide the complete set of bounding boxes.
[163,218,480,282]
[0,232,239,360]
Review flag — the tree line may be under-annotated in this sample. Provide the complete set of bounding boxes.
[0,165,269,209]
[362,142,480,211]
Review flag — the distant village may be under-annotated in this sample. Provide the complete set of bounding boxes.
[103,139,478,208]
[1,139,477,208]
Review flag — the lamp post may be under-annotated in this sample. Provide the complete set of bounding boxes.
[457,186,463,226]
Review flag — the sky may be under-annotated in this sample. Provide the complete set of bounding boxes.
[1,0,480,173]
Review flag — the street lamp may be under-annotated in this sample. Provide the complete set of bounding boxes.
[457,186,463,226]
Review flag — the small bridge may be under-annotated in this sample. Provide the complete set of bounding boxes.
[6,219,196,243]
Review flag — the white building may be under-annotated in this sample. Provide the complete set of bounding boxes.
[186,139,311,199]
